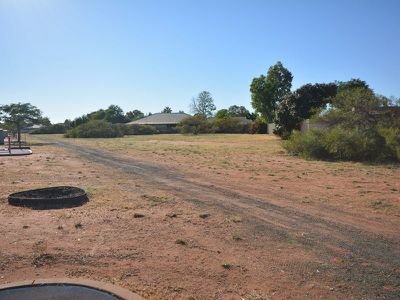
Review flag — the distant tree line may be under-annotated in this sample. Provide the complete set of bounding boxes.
[30,105,146,134]
[3,61,398,161]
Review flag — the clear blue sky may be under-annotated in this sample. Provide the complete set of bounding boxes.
[1,0,399,123]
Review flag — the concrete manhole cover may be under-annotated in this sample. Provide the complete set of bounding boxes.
[8,186,88,209]
[0,279,144,300]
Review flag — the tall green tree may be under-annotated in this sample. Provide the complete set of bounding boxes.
[337,78,370,93]
[125,109,144,121]
[215,109,229,119]
[104,105,126,123]
[250,61,293,122]
[190,91,216,117]
[274,83,338,138]
[0,102,42,146]
[323,86,388,130]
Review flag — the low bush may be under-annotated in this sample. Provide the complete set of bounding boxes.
[323,127,385,161]
[378,127,400,161]
[284,129,329,159]
[124,124,158,135]
[250,117,268,134]
[179,115,210,134]
[157,126,179,134]
[284,127,399,162]
[209,117,251,133]
[64,120,124,138]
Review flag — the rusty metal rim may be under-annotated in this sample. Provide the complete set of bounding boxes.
[0,278,145,300]
[8,186,88,209]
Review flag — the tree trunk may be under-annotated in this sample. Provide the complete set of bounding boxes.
[17,124,21,149]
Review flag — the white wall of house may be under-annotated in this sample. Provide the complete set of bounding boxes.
[267,123,275,134]
[301,119,330,133]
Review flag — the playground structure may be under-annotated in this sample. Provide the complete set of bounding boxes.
[0,131,32,156]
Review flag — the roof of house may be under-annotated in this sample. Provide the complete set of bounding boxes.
[127,113,191,125]
[367,106,400,115]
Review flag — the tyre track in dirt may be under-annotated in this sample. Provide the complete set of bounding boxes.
[42,137,400,299]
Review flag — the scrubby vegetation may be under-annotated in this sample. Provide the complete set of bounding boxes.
[250,117,268,134]
[124,124,158,135]
[284,127,399,162]
[179,115,210,134]
[209,117,251,133]
[64,120,124,138]
[284,82,400,162]
[179,115,251,134]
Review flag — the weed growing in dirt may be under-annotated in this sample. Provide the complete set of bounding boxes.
[370,200,393,209]
[227,215,242,223]
[84,186,97,196]
[222,263,232,269]
[175,239,187,245]
[32,240,47,253]
[74,222,83,229]
[232,233,242,241]
[199,213,210,219]
[248,291,270,300]
[32,253,54,268]
[141,194,172,206]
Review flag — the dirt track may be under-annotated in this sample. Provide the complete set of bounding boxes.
[48,137,400,299]
[1,135,399,299]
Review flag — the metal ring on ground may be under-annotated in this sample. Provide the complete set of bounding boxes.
[8,186,88,209]
[0,279,145,300]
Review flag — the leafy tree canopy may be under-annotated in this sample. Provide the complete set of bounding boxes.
[215,109,229,119]
[125,109,144,121]
[69,104,131,127]
[274,83,338,138]
[216,105,256,120]
[0,102,43,143]
[104,105,126,123]
[250,61,293,122]
[190,91,216,117]
[323,86,389,130]
[337,78,370,93]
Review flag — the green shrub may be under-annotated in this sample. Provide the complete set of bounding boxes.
[284,129,329,159]
[378,127,400,160]
[250,117,268,134]
[64,120,124,138]
[124,124,158,135]
[323,127,385,161]
[156,126,179,134]
[209,117,251,133]
[179,115,210,134]
[285,127,399,162]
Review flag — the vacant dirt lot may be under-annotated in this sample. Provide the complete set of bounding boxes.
[1,134,399,299]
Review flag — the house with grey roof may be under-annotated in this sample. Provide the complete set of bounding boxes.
[21,124,43,133]
[126,112,191,133]
[127,113,190,126]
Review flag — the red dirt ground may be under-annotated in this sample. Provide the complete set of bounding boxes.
[0,134,399,299]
